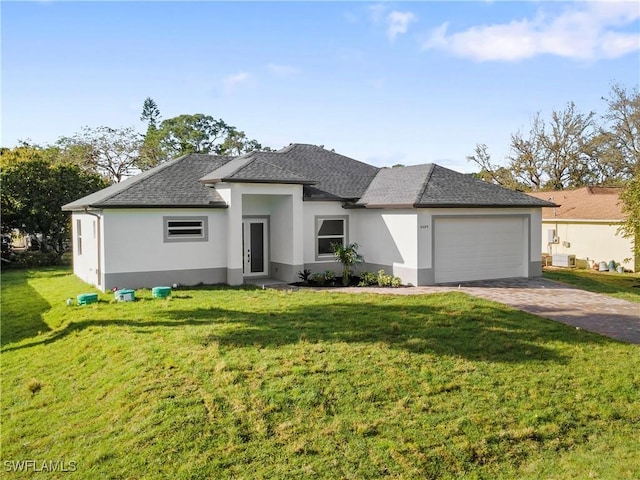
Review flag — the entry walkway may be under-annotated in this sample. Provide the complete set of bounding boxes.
[286,278,640,344]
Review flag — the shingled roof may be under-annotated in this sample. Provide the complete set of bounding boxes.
[357,164,556,208]
[201,144,380,200]
[62,154,232,210]
[63,144,555,210]
[527,186,625,220]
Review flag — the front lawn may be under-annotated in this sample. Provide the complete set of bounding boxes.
[543,267,640,303]
[2,268,639,479]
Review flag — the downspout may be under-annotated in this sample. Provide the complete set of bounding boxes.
[84,208,102,288]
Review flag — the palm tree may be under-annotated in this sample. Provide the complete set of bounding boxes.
[331,242,364,286]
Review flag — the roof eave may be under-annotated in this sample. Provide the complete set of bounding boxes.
[202,178,316,185]
[70,202,229,210]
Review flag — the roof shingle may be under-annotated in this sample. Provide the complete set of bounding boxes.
[526,186,625,220]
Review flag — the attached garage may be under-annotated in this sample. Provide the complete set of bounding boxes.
[433,215,528,284]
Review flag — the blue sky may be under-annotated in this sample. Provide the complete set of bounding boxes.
[2,1,639,172]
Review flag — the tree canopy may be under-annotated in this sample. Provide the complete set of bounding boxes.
[468,84,639,192]
[137,99,267,169]
[57,126,142,183]
[1,145,108,255]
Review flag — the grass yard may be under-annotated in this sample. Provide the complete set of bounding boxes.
[1,268,639,479]
[543,267,640,303]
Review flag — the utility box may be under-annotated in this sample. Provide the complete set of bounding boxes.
[114,289,135,302]
[152,286,172,299]
[77,293,99,305]
[552,254,576,268]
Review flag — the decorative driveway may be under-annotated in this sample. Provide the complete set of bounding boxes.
[297,277,640,344]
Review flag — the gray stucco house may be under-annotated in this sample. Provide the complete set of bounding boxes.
[63,143,554,291]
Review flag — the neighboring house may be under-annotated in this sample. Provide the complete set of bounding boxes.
[527,187,638,272]
[62,144,554,291]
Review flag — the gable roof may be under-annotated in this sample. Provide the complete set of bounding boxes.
[201,144,380,200]
[357,164,556,208]
[526,186,625,220]
[62,154,232,210]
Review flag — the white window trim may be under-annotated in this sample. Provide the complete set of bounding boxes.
[315,215,348,261]
[163,216,209,243]
[76,219,83,256]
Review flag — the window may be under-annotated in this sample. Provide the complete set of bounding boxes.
[316,216,347,259]
[76,219,82,255]
[164,216,208,243]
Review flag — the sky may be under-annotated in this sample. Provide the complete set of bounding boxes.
[2,1,639,173]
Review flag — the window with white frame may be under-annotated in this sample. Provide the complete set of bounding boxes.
[316,216,347,259]
[164,216,208,242]
[76,219,83,255]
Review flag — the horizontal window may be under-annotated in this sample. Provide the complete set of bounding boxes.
[164,216,208,243]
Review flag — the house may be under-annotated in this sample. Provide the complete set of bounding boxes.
[527,187,638,272]
[62,144,555,291]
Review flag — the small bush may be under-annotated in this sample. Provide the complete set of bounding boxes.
[26,378,43,395]
[3,251,71,270]
[310,272,326,285]
[358,271,378,286]
[297,269,312,285]
[376,270,402,288]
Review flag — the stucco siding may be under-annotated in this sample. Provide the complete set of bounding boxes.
[71,212,103,289]
[542,221,636,271]
[102,208,228,276]
[351,209,419,285]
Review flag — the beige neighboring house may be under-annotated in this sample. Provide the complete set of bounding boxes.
[527,186,638,272]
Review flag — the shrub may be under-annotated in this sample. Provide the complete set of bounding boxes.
[331,242,364,286]
[376,269,402,288]
[358,271,378,287]
[297,269,312,285]
[310,271,336,286]
[2,251,71,270]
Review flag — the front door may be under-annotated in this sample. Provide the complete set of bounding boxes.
[242,218,268,277]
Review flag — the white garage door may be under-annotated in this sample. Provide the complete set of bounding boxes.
[434,216,526,284]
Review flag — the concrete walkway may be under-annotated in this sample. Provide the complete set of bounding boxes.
[280,278,640,344]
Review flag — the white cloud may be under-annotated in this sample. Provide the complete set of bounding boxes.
[222,72,250,93]
[267,63,300,77]
[387,11,418,41]
[368,4,417,41]
[422,1,640,61]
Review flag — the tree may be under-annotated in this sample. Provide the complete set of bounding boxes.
[473,103,598,191]
[138,98,164,170]
[618,165,639,259]
[331,242,364,286]
[218,129,266,156]
[138,98,270,169]
[467,143,524,190]
[58,126,142,183]
[601,83,640,179]
[1,150,108,255]
[604,84,640,261]
[140,97,161,130]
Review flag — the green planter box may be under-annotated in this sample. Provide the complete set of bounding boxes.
[152,286,172,298]
[77,293,99,305]
[115,289,135,302]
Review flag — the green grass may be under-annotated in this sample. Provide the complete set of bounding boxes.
[543,268,640,303]
[2,268,639,479]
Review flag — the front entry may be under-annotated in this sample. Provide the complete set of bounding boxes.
[242,218,269,277]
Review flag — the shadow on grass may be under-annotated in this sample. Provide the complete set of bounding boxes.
[2,292,613,363]
[0,272,52,346]
[543,270,640,302]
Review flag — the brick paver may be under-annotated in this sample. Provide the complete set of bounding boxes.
[284,277,640,344]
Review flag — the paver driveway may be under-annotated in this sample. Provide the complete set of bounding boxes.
[451,278,640,344]
[300,277,640,344]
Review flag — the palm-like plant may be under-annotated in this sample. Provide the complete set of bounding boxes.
[331,242,364,286]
